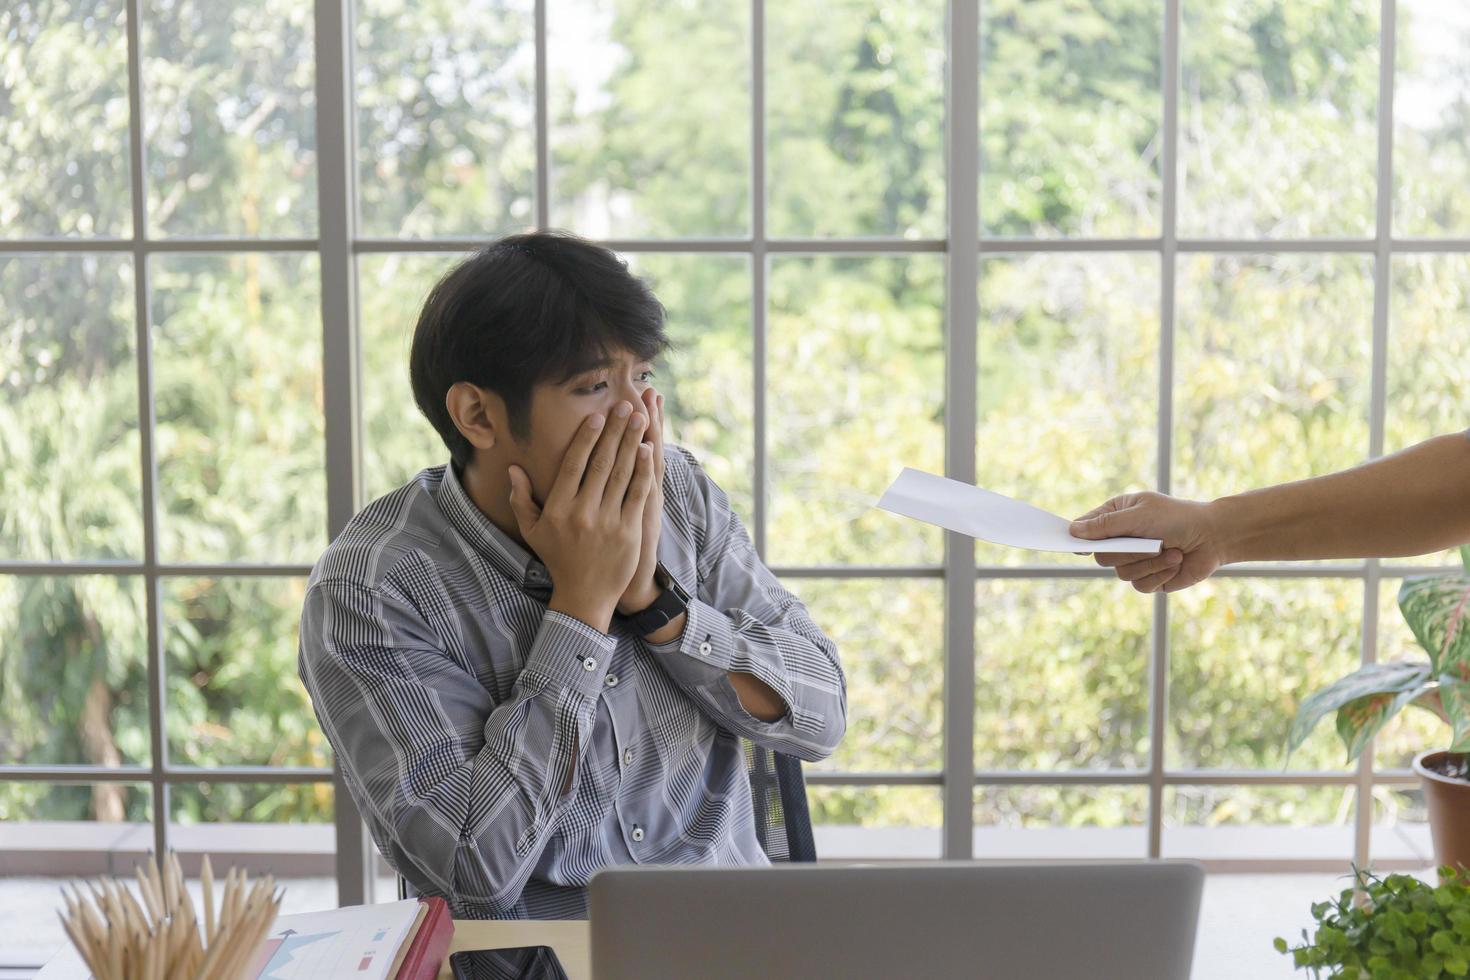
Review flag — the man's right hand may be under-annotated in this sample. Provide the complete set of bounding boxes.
[507,403,656,632]
[1069,491,1227,594]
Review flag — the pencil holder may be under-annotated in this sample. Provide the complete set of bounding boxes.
[57,851,282,980]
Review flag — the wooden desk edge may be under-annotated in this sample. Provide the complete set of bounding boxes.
[436,919,592,980]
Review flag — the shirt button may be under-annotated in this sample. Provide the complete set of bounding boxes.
[698,641,713,656]
[582,656,597,672]
[631,826,645,843]
[605,673,619,687]
[623,748,634,766]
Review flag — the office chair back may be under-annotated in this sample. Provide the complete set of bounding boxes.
[745,743,815,863]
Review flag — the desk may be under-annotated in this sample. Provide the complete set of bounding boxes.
[438,920,591,980]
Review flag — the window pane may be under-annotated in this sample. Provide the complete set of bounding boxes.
[625,254,753,526]
[1385,255,1470,568]
[1373,578,1453,771]
[0,0,132,237]
[1174,254,1372,502]
[975,579,1151,771]
[143,0,317,237]
[787,579,942,773]
[0,576,148,766]
[1162,785,1355,862]
[1394,0,1470,237]
[0,782,151,969]
[975,253,1158,567]
[973,786,1148,859]
[767,0,945,239]
[358,253,460,503]
[980,0,1162,237]
[808,786,942,860]
[767,255,944,566]
[1,254,140,560]
[164,577,325,768]
[1168,579,1362,771]
[152,253,325,563]
[1387,256,1470,448]
[1179,0,1378,237]
[1370,786,1434,869]
[170,782,337,917]
[549,0,749,238]
[355,0,535,238]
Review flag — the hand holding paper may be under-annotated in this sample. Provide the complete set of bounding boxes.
[876,468,1162,555]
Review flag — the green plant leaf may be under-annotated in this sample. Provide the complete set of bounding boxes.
[1288,661,1433,758]
[1336,681,1438,760]
[1399,575,1470,678]
[1441,680,1470,752]
[1460,545,1470,575]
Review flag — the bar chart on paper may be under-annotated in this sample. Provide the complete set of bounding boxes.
[242,901,424,980]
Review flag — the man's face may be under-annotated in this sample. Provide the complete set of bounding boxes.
[512,347,658,503]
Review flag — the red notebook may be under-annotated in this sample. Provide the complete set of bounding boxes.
[391,897,455,980]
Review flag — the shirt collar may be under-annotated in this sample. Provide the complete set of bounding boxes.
[434,462,553,594]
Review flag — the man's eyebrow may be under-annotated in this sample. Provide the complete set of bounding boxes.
[558,356,617,383]
[561,353,658,383]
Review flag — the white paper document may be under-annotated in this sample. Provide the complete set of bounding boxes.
[877,468,1162,555]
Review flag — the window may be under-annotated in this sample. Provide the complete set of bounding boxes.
[5,0,1469,968]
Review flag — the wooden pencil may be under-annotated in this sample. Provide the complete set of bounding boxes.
[201,855,216,945]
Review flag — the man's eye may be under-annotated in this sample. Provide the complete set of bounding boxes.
[576,381,609,395]
[637,370,656,383]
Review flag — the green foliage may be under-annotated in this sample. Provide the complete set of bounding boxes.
[1288,564,1470,762]
[1276,866,1470,979]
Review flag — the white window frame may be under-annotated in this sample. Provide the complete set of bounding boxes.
[3,0,1463,919]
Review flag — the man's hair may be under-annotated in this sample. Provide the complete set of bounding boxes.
[409,231,670,468]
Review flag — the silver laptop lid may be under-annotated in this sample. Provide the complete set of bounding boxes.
[590,859,1204,980]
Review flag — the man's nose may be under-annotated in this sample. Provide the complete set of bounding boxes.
[615,382,648,419]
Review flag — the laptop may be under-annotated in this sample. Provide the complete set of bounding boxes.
[589,860,1204,980]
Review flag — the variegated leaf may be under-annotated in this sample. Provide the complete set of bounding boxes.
[1336,682,1435,761]
[1398,574,1470,678]
[1440,679,1470,753]
[1287,661,1432,759]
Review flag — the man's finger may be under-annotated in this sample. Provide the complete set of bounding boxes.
[545,413,606,511]
[1115,549,1183,583]
[603,409,647,509]
[652,391,666,484]
[581,403,633,503]
[1069,502,1137,540]
[622,443,655,522]
[1162,569,1207,594]
[1094,551,1158,568]
[1133,566,1180,593]
[507,465,542,536]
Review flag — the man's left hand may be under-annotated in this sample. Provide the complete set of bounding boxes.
[616,386,666,615]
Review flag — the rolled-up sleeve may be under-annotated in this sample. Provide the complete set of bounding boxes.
[645,457,847,762]
[299,578,613,914]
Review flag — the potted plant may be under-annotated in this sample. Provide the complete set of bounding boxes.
[1275,865,1470,978]
[1287,546,1470,871]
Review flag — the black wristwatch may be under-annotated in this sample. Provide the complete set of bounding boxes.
[624,562,692,636]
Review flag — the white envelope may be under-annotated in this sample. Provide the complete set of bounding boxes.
[877,468,1162,555]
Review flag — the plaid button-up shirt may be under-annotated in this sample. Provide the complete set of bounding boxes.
[299,446,846,977]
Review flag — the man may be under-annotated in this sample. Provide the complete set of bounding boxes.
[1070,429,1470,592]
[298,232,847,979]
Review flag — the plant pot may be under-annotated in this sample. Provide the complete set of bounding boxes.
[1413,749,1470,872]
